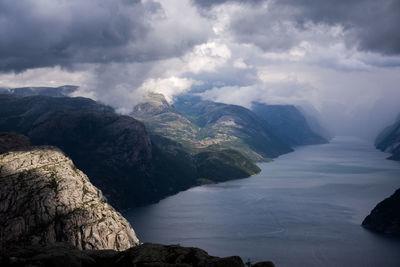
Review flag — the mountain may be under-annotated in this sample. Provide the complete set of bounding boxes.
[362,188,400,236]
[251,102,328,146]
[0,132,139,250]
[132,93,261,183]
[375,116,400,161]
[0,94,156,209]
[0,132,274,266]
[0,85,78,97]
[0,94,260,210]
[163,95,293,161]
[132,93,201,147]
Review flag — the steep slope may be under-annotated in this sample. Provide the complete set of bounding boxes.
[251,102,328,146]
[0,94,154,209]
[132,93,201,146]
[173,97,293,161]
[195,149,261,182]
[375,116,400,161]
[0,133,139,250]
[0,95,259,210]
[362,188,400,236]
[132,94,261,184]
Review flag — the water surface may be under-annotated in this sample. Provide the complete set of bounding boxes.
[126,137,400,267]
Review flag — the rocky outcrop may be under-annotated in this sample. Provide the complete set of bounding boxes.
[362,188,400,236]
[0,140,139,250]
[0,243,268,267]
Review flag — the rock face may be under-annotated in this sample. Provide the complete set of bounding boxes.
[362,188,400,236]
[375,116,400,161]
[0,243,262,267]
[251,102,328,146]
[0,138,139,250]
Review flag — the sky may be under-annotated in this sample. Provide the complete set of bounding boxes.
[0,0,400,139]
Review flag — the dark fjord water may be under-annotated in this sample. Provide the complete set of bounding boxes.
[125,137,400,267]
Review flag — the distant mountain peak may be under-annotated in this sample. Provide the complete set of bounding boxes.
[132,92,172,116]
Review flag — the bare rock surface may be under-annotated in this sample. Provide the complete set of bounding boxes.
[0,144,139,251]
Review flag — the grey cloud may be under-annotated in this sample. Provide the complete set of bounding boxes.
[191,0,263,8]
[217,0,400,55]
[280,0,400,55]
[0,0,211,73]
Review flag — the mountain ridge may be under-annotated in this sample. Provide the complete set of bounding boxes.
[135,93,293,162]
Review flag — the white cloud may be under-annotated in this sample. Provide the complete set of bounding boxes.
[139,76,198,103]
[184,41,232,74]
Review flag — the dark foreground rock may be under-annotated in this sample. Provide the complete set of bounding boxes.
[362,188,400,236]
[0,243,273,267]
[0,132,30,153]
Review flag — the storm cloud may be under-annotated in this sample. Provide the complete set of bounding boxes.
[0,0,399,139]
[194,0,400,55]
[0,0,211,72]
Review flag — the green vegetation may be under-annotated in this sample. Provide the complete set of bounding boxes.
[194,149,261,182]
[131,93,293,162]
[48,172,58,194]
[196,178,214,185]
[71,164,80,175]
[151,135,260,187]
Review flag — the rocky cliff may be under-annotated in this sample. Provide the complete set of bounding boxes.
[0,133,139,250]
[362,188,400,236]
[375,116,400,161]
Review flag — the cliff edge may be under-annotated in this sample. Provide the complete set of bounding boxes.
[0,133,139,251]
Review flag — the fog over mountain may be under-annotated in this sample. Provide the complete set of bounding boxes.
[0,0,399,139]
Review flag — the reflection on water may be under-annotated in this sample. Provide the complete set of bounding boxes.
[126,137,400,267]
